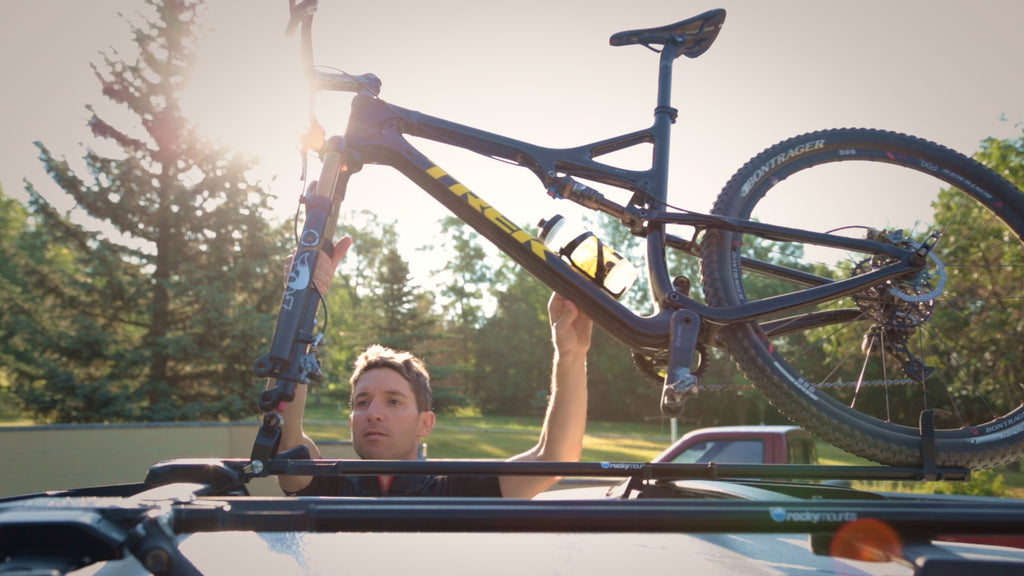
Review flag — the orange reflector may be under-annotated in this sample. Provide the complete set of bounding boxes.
[830,518,903,562]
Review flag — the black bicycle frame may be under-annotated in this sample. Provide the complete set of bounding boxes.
[320,93,921,349]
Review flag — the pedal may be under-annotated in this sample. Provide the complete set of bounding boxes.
[660,309,702,417]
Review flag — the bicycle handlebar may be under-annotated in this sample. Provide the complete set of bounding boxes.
[314,70,382,95]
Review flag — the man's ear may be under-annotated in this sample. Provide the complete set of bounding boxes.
[418,410,436,438]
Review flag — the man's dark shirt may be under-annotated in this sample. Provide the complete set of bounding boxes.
[294,474,502,497]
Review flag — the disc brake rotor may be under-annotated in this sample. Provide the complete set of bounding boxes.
[888,250,947,303]
[851,230,947,328]
[850,230,945,381]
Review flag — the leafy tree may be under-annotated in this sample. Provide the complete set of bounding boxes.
[373,248,435,351]
[325,212,433,347]
[908,131,1024,426]
[6,0,287,422]
[418,217,491,413]
[921,469,1008,497]
[0,189,78,415]
[0,184,147,422]
[430,216,490,330]
[470,265,552,416]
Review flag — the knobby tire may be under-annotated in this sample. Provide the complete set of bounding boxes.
[701,128,1024,469]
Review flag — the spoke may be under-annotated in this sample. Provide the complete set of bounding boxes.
[819,333,862,386]
[915,318,969,427]
[851,335,874,410]
[912,326,929,423]
[936,205,1006,263]
[881,329,892,423]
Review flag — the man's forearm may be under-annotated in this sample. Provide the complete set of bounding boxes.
[501,293,591,498]
[266,380,319,494]
[538,350,588,462]
[266,379,316,454]
[501,351,588,498]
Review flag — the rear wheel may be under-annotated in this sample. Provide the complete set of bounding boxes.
[701,128,1024,469]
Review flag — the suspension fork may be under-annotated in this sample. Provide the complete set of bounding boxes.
[250,137,352,464]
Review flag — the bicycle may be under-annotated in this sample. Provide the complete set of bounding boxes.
[253,2,1024,471]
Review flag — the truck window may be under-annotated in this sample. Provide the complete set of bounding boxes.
[671,439,765,464]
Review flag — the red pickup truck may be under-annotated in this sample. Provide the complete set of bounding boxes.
[652,425,819,465]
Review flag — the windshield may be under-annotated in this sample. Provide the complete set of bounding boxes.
[669,439,765,464]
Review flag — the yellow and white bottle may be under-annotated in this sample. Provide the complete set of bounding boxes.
[538,214,638,299]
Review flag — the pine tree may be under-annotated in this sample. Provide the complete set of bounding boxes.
[419,216,491,413]
[10,0,287,422]
[314,211,439,407]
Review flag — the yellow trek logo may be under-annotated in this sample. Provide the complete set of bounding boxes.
[426,166,549,260]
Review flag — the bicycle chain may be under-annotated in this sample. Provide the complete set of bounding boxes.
[692,378,918,392]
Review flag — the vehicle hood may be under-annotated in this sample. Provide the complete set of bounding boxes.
[83,530,1021,576]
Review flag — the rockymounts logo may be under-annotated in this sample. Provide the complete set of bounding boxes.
[600,462,645,471]
[769,507,857,524]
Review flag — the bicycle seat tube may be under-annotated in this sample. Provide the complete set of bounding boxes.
[644,41,684,306]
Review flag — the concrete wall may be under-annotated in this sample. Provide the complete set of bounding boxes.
[0,422,357,498]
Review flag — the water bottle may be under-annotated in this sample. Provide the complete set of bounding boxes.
[538,214,638,299]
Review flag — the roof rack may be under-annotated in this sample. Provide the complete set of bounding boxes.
[142,456,972,495]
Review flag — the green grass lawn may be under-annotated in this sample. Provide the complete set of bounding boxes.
[6,404,1021,496]
[300,405,672,462]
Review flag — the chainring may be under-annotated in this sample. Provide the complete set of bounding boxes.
[631,344,709,386]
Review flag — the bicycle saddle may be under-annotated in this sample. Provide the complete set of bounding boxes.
[610,8,726,59]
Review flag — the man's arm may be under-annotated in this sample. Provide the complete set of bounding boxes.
[271,380,320,494]
[500,293,593,499]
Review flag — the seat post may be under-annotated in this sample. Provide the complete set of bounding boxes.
[650,44,679,205]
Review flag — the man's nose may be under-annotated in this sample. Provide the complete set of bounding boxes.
[366,399,384,421]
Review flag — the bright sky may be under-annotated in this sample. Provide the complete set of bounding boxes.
[2,0,1023,287]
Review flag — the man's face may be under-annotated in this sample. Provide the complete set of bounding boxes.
[349,367,435,460]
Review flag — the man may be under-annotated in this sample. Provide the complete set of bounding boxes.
[272,237,592,499]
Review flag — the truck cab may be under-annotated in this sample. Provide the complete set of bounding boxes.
[653,425,818,465]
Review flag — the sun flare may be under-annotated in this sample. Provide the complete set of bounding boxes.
[180,14,309,171]
[183,46,306,152]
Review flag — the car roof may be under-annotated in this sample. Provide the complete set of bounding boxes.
[681,425,807,436]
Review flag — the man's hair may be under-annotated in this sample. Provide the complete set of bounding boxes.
[349,344,432,412]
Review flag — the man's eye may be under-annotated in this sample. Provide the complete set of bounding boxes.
[387,398,402,406]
